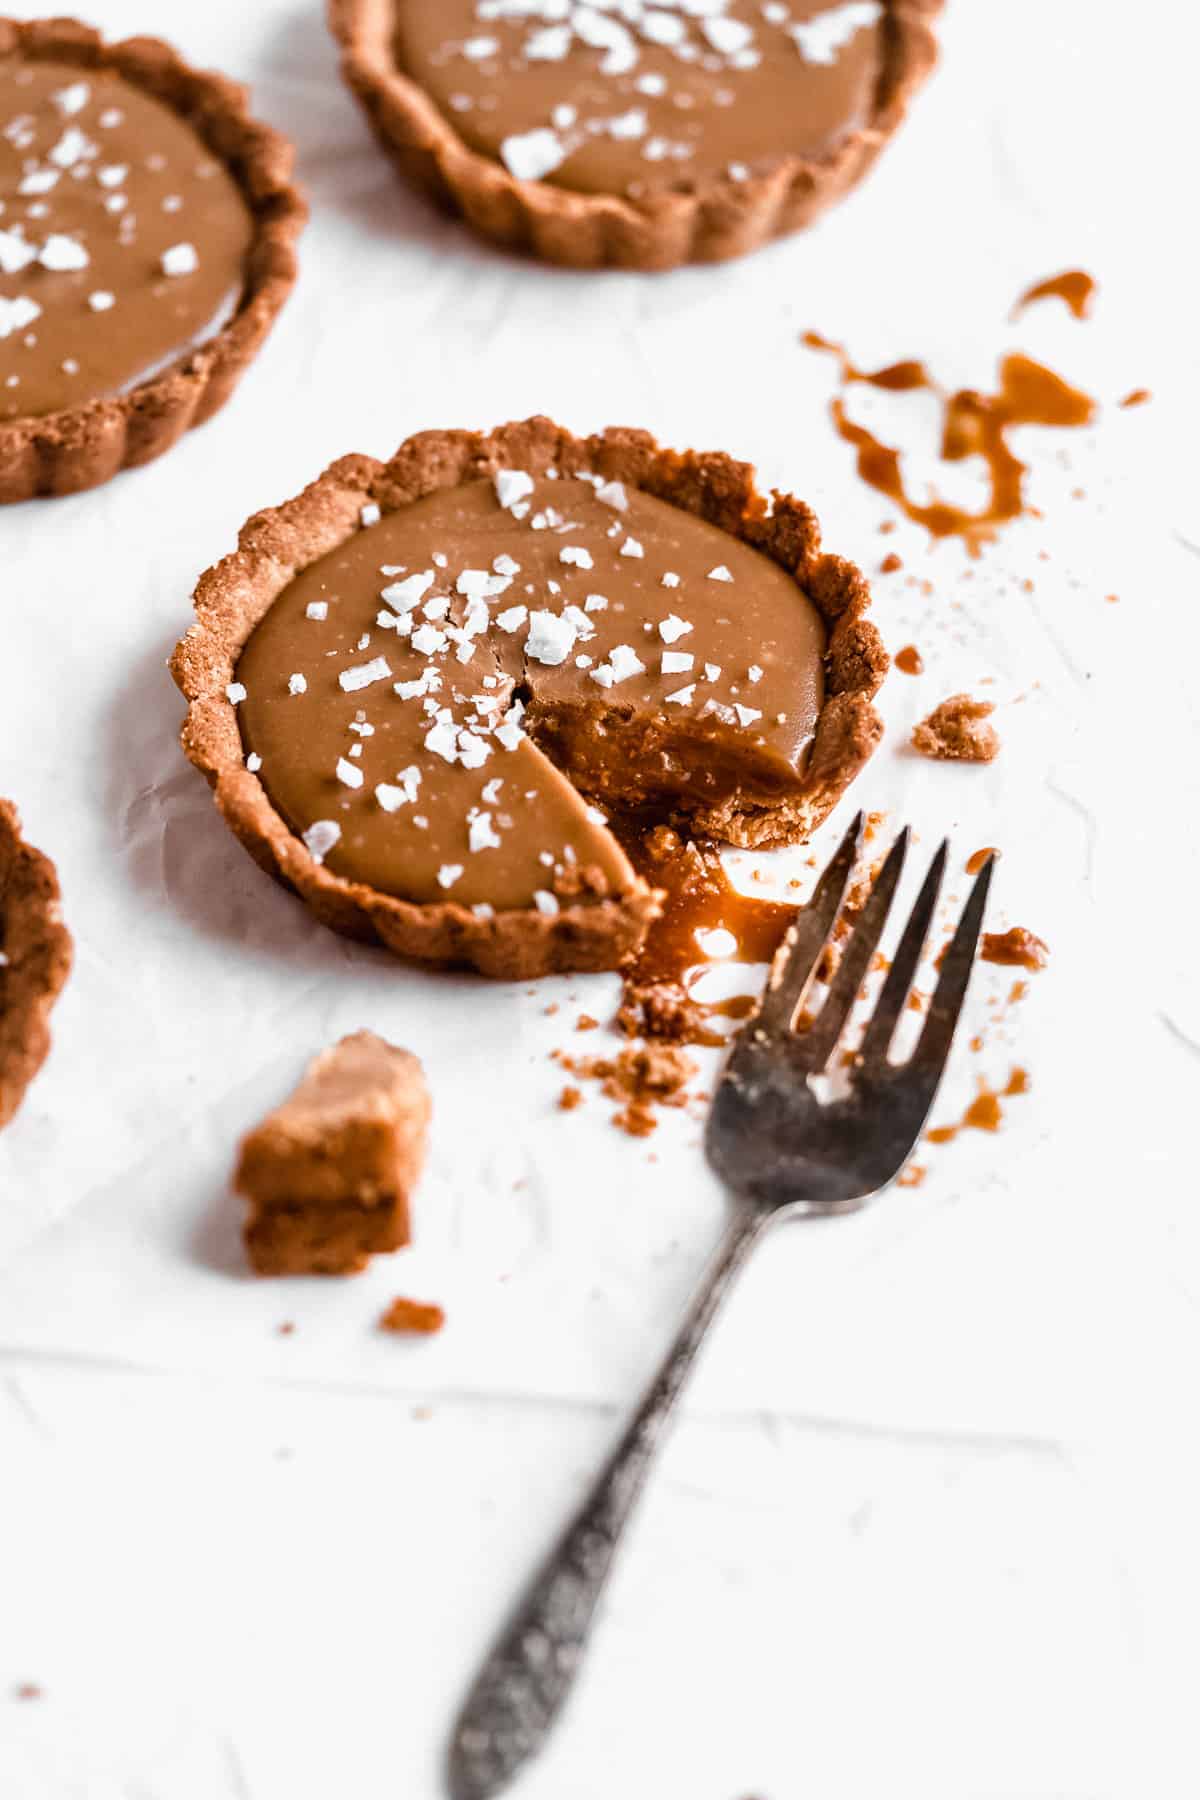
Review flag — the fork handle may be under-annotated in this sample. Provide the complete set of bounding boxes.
[448,1208,766,1800]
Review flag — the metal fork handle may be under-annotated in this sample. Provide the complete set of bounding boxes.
[448,1206,767,1800]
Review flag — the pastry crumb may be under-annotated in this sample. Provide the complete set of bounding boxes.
[558,1084,583,1111]
[912,694,1000,762]
[380,1297,445,1336]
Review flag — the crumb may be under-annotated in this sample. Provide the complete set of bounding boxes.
[559,1085,583,1111]
[896,1164,926,1189]
[894,645,924,675]
[13,1684,42,1702]
[543,1003,559,1016]
[879,519,896,534]
[1105,593,1119,604]
[864,810,887,843]
[560,1042,698,1138]
[276,1321,295,1336]
[1119,388,1151,408]
[981,927,1049,970]
[380,1297,445,1336]
[880,552,903,573]
[616,979,713,1044]
[576,1014,599,1032]
[912,694,1000,763]
[412,1404,433,1421]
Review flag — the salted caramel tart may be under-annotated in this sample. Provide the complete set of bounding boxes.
[329,0,941,269]
[0,19,305,501]
[0,799,72,1131]
[172,418,886,979]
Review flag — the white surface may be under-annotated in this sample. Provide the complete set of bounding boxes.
[2,2,1199,1795]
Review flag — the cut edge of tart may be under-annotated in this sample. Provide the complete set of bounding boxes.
[0,798,73,1131]
[0,17,306,503]
[326,0,942,272]
[170,415,887,979]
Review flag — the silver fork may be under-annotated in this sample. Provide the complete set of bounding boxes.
[448,814,995,1800]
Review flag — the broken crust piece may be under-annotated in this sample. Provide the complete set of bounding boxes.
[235,1031,431,1275]
[380,1296,445,1335]
[912,693,1001,763]
[171,416,887,981]
[0,800,74,1131]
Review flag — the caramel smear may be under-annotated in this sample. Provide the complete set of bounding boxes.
[380,1296,446,1335]
[981,926,1049,971]
[804,330,1096,554]
[927,1068,1029,1144]
[1010,270,1097,322]
[614,822,796,1047]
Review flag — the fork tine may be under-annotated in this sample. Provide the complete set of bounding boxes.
[754,811,864,1037]
[800,828,910,1068]
[857,840,949,1071]
[910,855,995,1073]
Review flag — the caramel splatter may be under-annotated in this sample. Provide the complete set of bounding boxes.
[804,329,1096,554]
[966,847,998,875]
[981,927,1049,971]
[1118,388,1151,409]
[1011,270,1097,321]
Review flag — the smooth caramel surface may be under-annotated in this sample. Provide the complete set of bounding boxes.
[393,1,884,197]
[236,475,826,911]
[0,59,254,419]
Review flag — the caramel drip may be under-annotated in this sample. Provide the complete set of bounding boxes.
[621,825,795,988]
[806,332,1096,554]
[894,645,924,675]
[927,1068,1029,1144]
[1010,270,1097,321]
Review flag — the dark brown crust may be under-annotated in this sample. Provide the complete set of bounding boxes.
[0,17,307,503]
[170,416,885,977]
[327,0,942,271]
[0,799,73,1130]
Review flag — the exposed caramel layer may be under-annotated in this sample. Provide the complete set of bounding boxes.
[236,474,826,912]
[0,59,253,420]
[393,0,883,198]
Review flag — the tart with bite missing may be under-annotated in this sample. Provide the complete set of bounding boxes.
[0,800,73,1130]
[328,0,941,270]
[0,17,305,502]
[171,416,887,979]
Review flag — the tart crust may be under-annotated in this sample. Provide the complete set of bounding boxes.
[171,416,886,978]
[0,17,307,503]
[0,799,73,1130]
[327,0,942,271]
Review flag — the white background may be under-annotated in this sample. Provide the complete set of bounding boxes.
[2,2,1199,1795]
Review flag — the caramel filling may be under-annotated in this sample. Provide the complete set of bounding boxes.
[236,475,826,913]
[0,59,254,420]
[392,1,885,197]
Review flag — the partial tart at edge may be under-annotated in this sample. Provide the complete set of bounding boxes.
[0,17,306,502]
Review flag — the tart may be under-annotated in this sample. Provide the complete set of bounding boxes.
[0,17,306,502]
[171,416,886,979]
[0,799,73,1130]
[236,1030,430,1276]
[328,0,941,270]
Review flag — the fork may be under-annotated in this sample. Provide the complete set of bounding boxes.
[448,813,995,1800]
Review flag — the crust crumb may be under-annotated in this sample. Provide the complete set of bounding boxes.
[380,1296,445,1336]
[912,694,1000,762]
